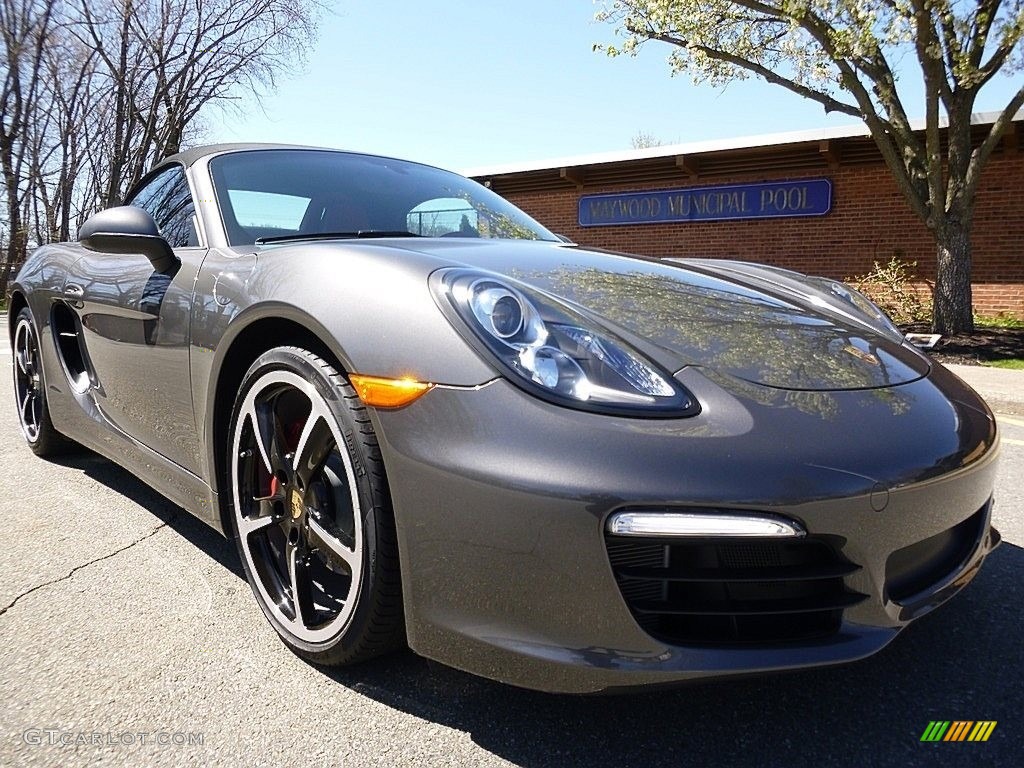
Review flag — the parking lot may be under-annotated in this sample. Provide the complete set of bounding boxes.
[1,314,1021,767]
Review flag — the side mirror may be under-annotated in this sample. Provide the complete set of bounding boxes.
[79,206,179,274]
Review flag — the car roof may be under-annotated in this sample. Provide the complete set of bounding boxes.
[158,143,425,170]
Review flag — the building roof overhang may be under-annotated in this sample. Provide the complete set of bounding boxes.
[465,110,1022,195]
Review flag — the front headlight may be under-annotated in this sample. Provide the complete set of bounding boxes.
[436,269,698,417]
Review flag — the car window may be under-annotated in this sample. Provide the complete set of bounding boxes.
[127,165,199,248]
[208,150,558,246]
[229,190,311,239]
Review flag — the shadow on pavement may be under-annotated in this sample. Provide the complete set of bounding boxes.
[60,451,1021,767]
[53,450,243,578]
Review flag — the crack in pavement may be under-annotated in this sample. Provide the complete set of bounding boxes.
[0,511,178,618]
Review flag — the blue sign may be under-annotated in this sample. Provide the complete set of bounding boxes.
[578,179,832,227]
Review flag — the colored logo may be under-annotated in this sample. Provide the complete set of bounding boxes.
[920,721,997,742]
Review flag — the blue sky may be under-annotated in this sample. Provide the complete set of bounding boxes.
[211,1,1023,172]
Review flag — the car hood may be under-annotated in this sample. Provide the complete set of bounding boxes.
[269,238,930,391]
[417,240,928,392]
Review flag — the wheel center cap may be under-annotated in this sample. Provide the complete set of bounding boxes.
[290,488,304,520]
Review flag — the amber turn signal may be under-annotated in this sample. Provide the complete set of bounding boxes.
[348,374,434,408]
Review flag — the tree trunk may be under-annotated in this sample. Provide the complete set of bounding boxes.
[0,146,24,299]
[0,228,24,299]
[932,218,974,335]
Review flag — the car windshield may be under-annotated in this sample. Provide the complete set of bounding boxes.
[208,149,558,246]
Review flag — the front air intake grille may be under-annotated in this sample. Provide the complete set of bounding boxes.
[606,535,866,646]
[886,503,989,603]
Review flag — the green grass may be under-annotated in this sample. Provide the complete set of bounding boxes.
[985,359,1024,369]
[974,314,1024,329]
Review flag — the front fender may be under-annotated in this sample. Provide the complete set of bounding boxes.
[190,243,496,492]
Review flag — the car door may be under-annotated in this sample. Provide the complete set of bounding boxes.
[62,164,206,474]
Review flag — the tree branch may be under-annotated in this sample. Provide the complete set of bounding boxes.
[643,30,861,117]
[964,85,1024,201]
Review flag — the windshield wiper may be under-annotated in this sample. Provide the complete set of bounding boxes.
[255,230,423,245]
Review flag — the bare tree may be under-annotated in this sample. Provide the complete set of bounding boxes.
[26,24,100,244]
[74,0,318,207]
[0,0,321,295]
[631,131,665,149]
[0,0,57,297]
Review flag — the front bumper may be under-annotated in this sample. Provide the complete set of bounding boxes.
[372,363,1000,693]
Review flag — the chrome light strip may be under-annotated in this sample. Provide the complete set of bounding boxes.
[607,511,806,538]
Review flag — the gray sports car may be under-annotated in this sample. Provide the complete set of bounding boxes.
[9,145,1000,693]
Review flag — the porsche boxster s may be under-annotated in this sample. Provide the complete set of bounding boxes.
[8,145,1000,693]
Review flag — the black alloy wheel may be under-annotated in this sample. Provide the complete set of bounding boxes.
[12,307,69,456]
[229,346,403,664]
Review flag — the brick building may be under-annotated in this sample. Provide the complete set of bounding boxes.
[465,113,1023,318]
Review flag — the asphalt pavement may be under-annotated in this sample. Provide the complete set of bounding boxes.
[1,314,1022,767]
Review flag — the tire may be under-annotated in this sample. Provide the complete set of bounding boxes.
[228,346,404,665]
[12,307,71,457]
